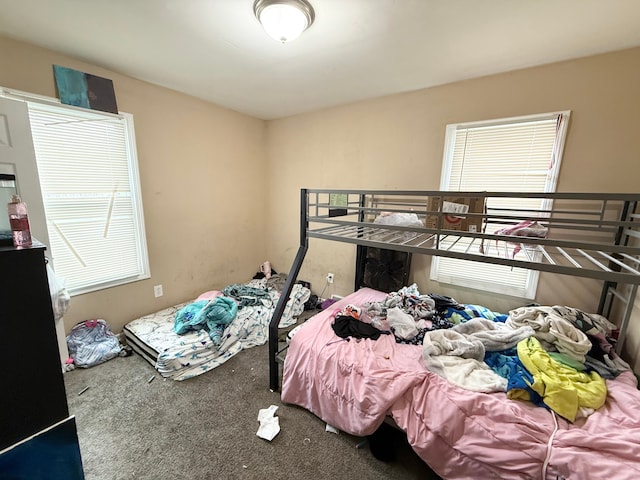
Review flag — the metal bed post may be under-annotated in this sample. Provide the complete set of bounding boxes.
[597,200,632,316]
[612,284,638,355]
[354,192,367,291]
[269,189,309,392]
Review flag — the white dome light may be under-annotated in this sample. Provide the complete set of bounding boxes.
[254,0,315,43]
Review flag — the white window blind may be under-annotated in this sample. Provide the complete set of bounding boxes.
[26,102,149,295]
[431,112,570,298]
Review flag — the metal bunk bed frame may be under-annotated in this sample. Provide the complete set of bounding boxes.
[269,189,640,391]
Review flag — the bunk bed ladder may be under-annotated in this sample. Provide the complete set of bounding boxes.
[596,200,639,354]
[269,189,309,392]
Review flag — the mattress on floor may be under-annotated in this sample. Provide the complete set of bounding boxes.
[123,302,188,370]
[123,283,309,381]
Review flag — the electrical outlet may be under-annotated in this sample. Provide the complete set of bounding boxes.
[153,284,163,297]
[326,273,334,284]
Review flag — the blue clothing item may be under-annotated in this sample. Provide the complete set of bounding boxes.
[443,304,508,324]
[174,297,238,346]
[484,347,546,408]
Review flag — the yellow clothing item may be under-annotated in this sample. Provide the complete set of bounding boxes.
[516,337,607,422]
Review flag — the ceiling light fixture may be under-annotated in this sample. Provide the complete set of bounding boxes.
[253,0,315,43]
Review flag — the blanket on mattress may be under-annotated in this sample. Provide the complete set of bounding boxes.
[281,288,640,479]
[127,280,310,381]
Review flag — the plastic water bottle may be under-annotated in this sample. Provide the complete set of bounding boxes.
[7,194,32,248]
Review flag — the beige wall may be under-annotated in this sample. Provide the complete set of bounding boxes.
[0,35,268,333]
[3,34,640,368]
[264,47,640,367]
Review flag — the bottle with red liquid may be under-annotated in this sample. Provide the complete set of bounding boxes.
[7,194,32,248]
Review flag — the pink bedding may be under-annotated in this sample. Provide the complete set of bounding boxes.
[281,288,640,479]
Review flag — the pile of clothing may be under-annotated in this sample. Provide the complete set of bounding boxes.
[328,283,628,422]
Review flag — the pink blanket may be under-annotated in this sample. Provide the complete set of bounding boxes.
[281,288,640,479]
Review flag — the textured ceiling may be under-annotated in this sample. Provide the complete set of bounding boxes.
[1,0,640,119]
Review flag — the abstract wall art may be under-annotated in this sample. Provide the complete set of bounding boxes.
[53,65,118,114]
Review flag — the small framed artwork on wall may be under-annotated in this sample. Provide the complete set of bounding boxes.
[53,65,118,114]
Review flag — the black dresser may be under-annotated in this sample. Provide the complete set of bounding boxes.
[0,241,69,449]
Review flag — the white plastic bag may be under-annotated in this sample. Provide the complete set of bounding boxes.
[373,212,424,241]
[373,212,424,228]
[47,262,70,321]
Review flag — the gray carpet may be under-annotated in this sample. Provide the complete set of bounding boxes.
[64,343,441,480]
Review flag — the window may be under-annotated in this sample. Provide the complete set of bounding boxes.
[5,91,149,295]
[431,111,570,298]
